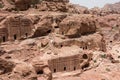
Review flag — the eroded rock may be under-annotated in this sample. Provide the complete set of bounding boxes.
[59,14,96,38]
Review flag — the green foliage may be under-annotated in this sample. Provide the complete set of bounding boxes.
[100,54,106,58]
[0,3,3,8]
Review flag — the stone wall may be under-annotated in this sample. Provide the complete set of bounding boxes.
[48,53,92,73]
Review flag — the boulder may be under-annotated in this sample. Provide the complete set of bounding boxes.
[59,14,96,38]
[32,13,67,37]
[32,15,53,37]
[1,0,40,11]
[67,4,89,14]
[11,62,37,80]
[31,57,52,80]
[37,1,68,12]
[0,58,15,74]
[97,14,120,28]
[15,0,40,10]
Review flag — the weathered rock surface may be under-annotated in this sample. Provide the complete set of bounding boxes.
[1,0,40,11]
[53,33,106,51]
[32,13,67,37]
[102,2,120,14]
[59,14,96,38]
[90,2,120,16]
[0,59,38,80]
[98,14,120,28]
[37,1,68,12]
[67,4,89,14]
[90,7,101,15]
[0,0,120,80]
[0,58,15,74]
[14,0,46,11]
[8,61,37,80]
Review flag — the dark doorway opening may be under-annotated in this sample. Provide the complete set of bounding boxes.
[110,41,112,43]
[85,46,87,49]
[2,36,6,42]
[55,26,59,28]
[14,34,17,40]
[47,30,51,33]
[54,69,56,73]
[25,33,28,38]
[82,63,90,69]
[37,70,44,74]
[74,67,76,70]
[83,54,88,59]
[61,32,64,35]
[61,45,63,48]
[83,47,85,50]
[64,67,66,71]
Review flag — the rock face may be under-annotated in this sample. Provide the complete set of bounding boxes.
[98,14,120,28]
[37,0,68,12]
[33,15,53,37]
[90,2,120,16]
[32,13,67,37]
[0,58,15,74]
[14,0,33,10]
[1,0,40,11]
[11,62,37,80]
[0,0,120,80]
[44,0,69,3]
[0,60,37,80]
[53,33,106,52]
[67,4,89,14]
[1,0,69,11]
[90,7,101,15]
[102,2,120,14]
[32,58,52,80]
[59,14,96,38]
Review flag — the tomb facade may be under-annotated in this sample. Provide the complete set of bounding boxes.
[0,15,33,41]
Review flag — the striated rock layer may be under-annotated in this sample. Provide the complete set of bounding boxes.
[0,0,120,80]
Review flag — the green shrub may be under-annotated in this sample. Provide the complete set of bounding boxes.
[31,0,43,5]
[100,54,106,58]
[0,3,3,8]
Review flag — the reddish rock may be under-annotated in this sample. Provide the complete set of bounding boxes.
[59,14,96,38]
[67,4,89,14]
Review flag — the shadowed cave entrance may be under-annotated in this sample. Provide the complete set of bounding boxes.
[37,70,44,75]
[14,34,17,40]
[2,36,6,42]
